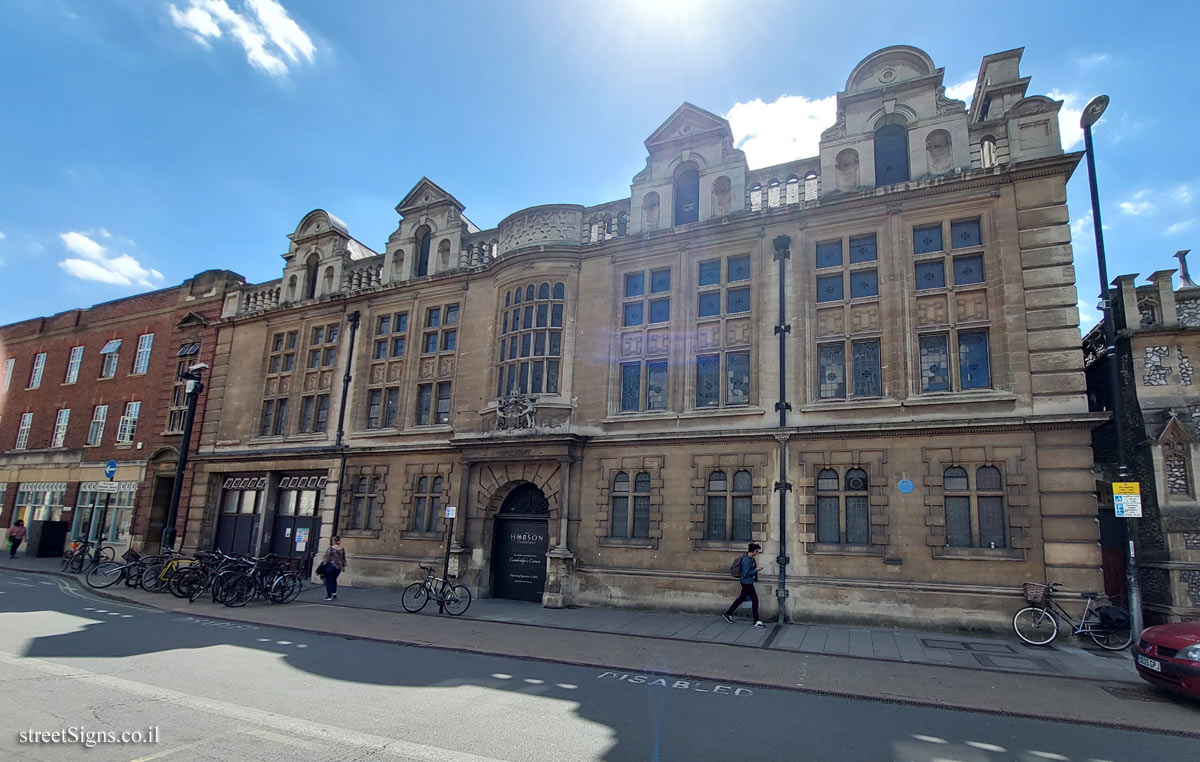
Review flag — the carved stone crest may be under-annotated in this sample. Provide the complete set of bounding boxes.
[495,394,537,431]
[820,110,846,141]
[935,86,967,115]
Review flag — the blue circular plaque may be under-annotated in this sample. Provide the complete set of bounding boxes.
[898,478,915,494]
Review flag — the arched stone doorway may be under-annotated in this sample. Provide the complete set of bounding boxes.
[491,482,550,602]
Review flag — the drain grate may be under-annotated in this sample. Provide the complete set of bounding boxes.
[1102,685,1173,703]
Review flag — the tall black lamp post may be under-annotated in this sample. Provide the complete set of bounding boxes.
[1081,94,1143,638]
[162,364,206,552]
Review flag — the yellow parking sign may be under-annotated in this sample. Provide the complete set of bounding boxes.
[1113,482,1141,518]
[1113,482,1140,496]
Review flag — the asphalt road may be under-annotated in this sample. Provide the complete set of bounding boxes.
[0,569,1195,762]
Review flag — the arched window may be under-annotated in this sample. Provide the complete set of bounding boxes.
[704,469,752,542]
[874,118,910,185]
[496,280,565,397]
[835,150,859,192]
[391,249,405,280]
[612,471,652,539]
[926,129,952,174]
[438,239,451,271]
[980,135,999,168]
[711,175,732,217]
[616,212,628,236]
[305,253,319,299]
[749,183,762,212]
[943,466,971,547]
[610,472,630,537]
[816,467,870,545]
[674,163,699,225]
[286,275,297,302]
[642,191,660,231]
[415,229,431,277]
[767,178,781,208]
[804,172,818,201]
[412,475,443,532]
[322,266,335,295]
[785,176,800,205]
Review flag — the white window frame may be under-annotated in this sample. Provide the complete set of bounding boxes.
[29,353,46,389]
[3,357,14,392]
[51,409,70,448]
[15,413,33,450]
[132,333,154,374]
[87,405,108,446]
[65,346,84,384]
[116,401,140,444]
[101,352,119,378]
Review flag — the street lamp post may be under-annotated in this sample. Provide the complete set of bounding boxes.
[162,364,206,552]
[1081,94,1143,638]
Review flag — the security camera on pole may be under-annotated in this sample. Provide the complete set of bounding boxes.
[162,363,207,552]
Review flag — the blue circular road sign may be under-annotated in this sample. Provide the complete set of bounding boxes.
[105,460,117,480]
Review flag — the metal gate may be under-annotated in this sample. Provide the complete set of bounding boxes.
[214,477,265,555]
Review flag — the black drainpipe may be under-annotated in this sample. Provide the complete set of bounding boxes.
[329,310,361,537]
[772,235,793,624]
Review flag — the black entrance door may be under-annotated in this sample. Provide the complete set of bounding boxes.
[270,487,320,574]
[491,484,550,602]
[145,476,174,554]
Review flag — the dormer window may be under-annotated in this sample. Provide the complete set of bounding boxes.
[873,116,910,186]
[673,163,699,225]
[416,229,431,277]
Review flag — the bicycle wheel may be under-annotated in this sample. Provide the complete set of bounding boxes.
[270,573,303,604]
[61,550,75,570]
[86,561,125,589]
[223,575,255,608]
[189,574,213,603]
[141,564,167,592]
[170,567,202,598]
[443,585,472,616]
[1088,618,1132,651]
[98,545,115,563]
[402,582,429,613]
[124,561,144,588]
[67,551,88,574]
[1013,607,1058,645]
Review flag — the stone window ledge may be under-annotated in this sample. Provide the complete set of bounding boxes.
[249,435,285,444]
[902,390,1017,408]
[284,433,328,443]
[599,537,657,549]
[800,399,901,413]
[351,428,401,439]
[932,547,1024,561]
[693,540,755,552]
[678,406,766,421]
[338,529,381,540]
[410,425,454,434]
[602,411,678,424]
[807,544,885,556]
[400,530,443,541]
[482,398,572,413]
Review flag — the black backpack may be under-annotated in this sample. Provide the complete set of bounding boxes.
[729,555,744,579]
[1096,605,1130,630]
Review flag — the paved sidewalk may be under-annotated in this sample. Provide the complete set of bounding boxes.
[4,553,1135,684]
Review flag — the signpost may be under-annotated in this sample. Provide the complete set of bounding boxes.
[95,461,118,565]
[1113,482,1142,518]
[439,506,458,613]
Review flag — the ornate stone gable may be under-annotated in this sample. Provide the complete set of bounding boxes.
[395,177,466,217]
[643,102,733,152]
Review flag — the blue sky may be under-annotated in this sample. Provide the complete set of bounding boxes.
[1,0,1197,330]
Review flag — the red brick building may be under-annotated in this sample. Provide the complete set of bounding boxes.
[0,270,243,554]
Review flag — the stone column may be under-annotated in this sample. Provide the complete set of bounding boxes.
[544,457,575,608]
[448,462,473,582]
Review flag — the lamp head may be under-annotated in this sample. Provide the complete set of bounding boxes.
[1080,95,1109,129]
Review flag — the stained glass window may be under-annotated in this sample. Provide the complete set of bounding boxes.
[915,260,946,290]
[651,269,671,293]
[951,218,982,249]
[816,241,843,269]
[945,496,972,547]
[953,255,985,285]
[623,302,644,327]
[727,288,751,314]
[696,355,720,407]
[728,255,751,282]
[698,292,721,317]
[699,259,721,286]
[958,330,990,389]
[727,352,750,405]
[913,225,943,254]
[817,495,840,543]
[620,364,640,412]
[849,269,878,298]
[852,340,881,397]
[849,234,877,263]
[649,298,670,323]
[817,275,843,302]
[919,335,950,392]
[624,272,645,298]
[818,344,845,399]
[610,472,629,538]
[647,362,667,410]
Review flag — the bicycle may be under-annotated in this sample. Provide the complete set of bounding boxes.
[85,549,145,589]
[140,548,193,594]
[61,538,114,573]
[219,554,302,607]
[401,565,471,615]
[1012,582,1132,651]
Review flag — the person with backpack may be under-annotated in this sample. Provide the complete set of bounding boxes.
[723,542,765,627]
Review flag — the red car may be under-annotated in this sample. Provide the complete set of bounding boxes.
[1133,620,1200,698]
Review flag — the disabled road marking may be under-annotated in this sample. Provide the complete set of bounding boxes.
[172,616,259,631]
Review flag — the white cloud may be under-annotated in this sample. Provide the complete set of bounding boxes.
[1078,298,1102,329]
[168,0,315,77]
[1077,53,1109,69]
[1047,90,1093,151]
[726,93,837,168]
[1173,184,1192,205]
[1071,212,1092,239]
[1165,220,1195,236]
[57,231,164,288]
[944,77,976,106]
[0,229,6,241]
[1119,190,1154,216]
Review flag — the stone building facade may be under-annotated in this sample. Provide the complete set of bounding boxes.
[183,45,1103,628]
[0,270,244,554]
[1084,254,1200,622]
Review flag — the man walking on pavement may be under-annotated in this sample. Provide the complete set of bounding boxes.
[724,542,765,627]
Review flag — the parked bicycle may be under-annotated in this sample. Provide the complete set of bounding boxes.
[1012,582,1132,650]
[140,547,193,595]
[61,538,114,573]
[402,565,471,615]
[217,554,303,607]
[85,548,146,589]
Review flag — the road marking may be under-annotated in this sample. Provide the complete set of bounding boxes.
[0,651,508,762]
[129,739,209,762]
[595,671,753,696]
[172,616,259,631]
[0,580,35,587]
[53,576,157,612]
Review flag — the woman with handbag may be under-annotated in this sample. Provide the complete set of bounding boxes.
[318,536,347,601]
